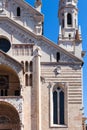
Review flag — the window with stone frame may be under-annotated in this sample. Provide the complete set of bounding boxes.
[50,83,67,127]
[53,87,64,125]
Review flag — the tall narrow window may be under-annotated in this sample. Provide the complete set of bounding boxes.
[67,13,72,25]
[5,90,8,96]
[53,91,58,124]
[25,74,28,86]
[17,7,21,16]
[59,91,64,124]
[53,87,64,125]
[30,61,33,72]
[25,61,28,72]
[56,52,60,62]
[30,74,32,86]
[1,90,3,96]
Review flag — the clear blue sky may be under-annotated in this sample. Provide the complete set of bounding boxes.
[25,0,87,117]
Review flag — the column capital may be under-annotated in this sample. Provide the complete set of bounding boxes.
[34,46,42,57]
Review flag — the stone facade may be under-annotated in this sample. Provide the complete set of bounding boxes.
[0,0,84,130]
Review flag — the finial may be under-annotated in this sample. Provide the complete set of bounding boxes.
[34,0,42,12]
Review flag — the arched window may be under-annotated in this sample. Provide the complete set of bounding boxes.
[53,87,64,125]
[25,61,28,72]
[56,52,60,62]
[17,7,21,16]
[67,13,72,25]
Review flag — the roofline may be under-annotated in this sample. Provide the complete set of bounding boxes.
[0,17,83,64]
[14,0,44,17]
[41,61,83,65]
[39,35,83,63]
[0,50,22,67]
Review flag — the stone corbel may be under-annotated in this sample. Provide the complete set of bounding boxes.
[40,76,45,84]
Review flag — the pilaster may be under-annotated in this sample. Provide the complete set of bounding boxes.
[33,46,41,130]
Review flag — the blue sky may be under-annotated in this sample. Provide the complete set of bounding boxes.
[25,0,87,117]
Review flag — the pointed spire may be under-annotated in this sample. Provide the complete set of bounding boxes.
[34,0,42,12]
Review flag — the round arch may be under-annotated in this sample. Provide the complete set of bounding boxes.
[0,58,23,87]
[0,101,20,130]
[0,64,21,96]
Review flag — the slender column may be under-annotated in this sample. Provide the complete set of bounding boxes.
[65,12,67,28]
[33,46,41,130]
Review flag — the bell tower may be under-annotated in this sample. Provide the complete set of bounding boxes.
[58,0,82,58]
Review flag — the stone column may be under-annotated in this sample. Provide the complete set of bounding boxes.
[33,46,41,130]
[65,11,67,28]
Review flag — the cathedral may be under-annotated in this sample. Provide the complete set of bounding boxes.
[0,0,85,130]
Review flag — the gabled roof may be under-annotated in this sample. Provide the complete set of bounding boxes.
[14,0,43,19]
[0,17,83,65]
[39,35,83,64]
